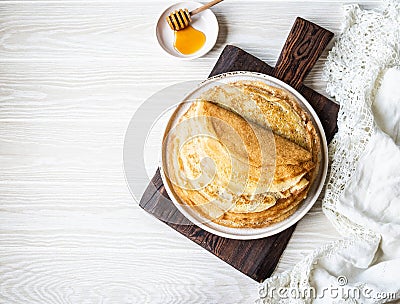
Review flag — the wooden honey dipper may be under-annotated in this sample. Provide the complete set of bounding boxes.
[166,0,224,31]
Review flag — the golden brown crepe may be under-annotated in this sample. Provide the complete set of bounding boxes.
[164,81,320,228]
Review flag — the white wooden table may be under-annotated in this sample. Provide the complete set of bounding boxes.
[0,1,380,303]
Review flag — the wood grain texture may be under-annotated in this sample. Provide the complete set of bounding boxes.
[0,1,380,303]
[273,17,334,89]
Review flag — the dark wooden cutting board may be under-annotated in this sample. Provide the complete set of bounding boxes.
[140,17,339,282]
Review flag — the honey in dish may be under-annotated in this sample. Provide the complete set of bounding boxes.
[174,25,206,55]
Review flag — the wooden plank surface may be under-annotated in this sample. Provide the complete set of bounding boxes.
[0,1,379,303]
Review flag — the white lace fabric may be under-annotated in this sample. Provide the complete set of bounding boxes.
[258,1,400,303]
[322,1,399,239]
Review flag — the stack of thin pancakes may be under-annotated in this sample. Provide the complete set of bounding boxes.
[164,80,320,228]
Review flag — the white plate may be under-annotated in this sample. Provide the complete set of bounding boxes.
[161,72,328,240]
[155,1,219,60]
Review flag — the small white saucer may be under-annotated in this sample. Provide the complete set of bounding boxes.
[155,1,219,60]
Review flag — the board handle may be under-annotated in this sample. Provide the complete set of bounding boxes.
[273,17,334,90]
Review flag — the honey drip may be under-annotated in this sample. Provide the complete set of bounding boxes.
[174,25,206,55]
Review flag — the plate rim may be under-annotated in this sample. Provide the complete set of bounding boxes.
[160,71,329,239]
